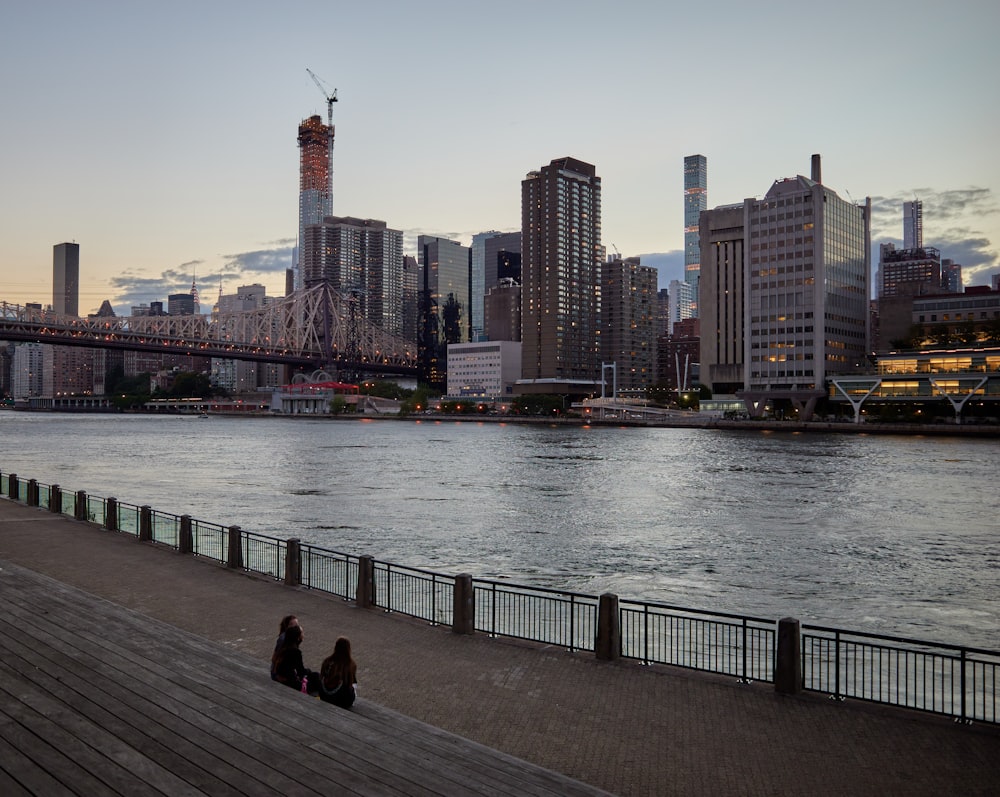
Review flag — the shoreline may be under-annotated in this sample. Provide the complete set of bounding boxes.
[5,405,1000,437]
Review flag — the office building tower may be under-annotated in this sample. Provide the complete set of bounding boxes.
[471,231,522,341]
[745,156,871,393]
[418,235,471,388]
[521,157,602,384]
[684,155,708,315]
[296,115,334,291]
[213,285,280,392]
[879,243,941,298]
[667,279,694,334]
[168,293,196,315]
[699,203,745,395]
[941,259,963,293]
[302,216,404,335]
[903,200,923,249]
[484,279,521,342]
[53,243,80,317]
[401,255,419,344]
[601,255,657,391]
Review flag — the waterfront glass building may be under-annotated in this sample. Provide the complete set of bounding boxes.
[683,154,707,315]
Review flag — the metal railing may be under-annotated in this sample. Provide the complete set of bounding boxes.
[1,468,996,725]
[802,625,999,724]
[620,600,776,681]
[473,581,598,652]
[374,560,454,625]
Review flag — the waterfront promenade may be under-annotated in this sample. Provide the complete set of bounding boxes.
[0,499,996,796]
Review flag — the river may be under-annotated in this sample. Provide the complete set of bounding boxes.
[1,412,996,649]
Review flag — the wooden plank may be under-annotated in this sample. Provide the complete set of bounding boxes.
[0,561,611,797]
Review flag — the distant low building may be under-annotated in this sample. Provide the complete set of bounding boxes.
[446,341,522,399]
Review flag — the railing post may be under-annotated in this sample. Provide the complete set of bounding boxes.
[104,497,118,531]
[139,505,152,542]
[179,515,193,554]
[227,525,243,569]
[357,555,374,608]
[7,473,18,500]
[49,484,61,513]
[775,617,802,695]
[596,593,621,661]
[452,574,475,635]
[75,490,88,521]
[27,479,39,507]
[285,539,301,586]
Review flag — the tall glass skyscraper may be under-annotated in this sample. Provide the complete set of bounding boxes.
[903,200,923,249]
[683,155,707,316]
[296,115,333,291]
[418,235,471,388]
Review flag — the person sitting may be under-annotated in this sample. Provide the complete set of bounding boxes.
[270,614,299,681]
[272,625,317,692]
[319,637,357,708]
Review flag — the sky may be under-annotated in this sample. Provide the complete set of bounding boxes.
[2,0,998,315]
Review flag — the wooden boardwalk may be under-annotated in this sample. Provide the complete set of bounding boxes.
[0,561,610,797]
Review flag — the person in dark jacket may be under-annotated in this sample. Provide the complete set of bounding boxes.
[270,615,299,681]
[319,636,358,708]
[272,625,314,692]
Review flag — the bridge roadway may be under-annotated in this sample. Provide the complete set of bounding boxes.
[1,499,996,796]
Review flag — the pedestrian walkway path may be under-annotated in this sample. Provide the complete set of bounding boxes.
[1,499,997,796]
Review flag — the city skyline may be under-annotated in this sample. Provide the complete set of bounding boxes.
[2,1,998,315]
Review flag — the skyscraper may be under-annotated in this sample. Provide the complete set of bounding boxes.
[302,216,404,334]
[601,255,657,391]
[903,200,923,249]
[53,242,79,317]
[470,231,522,341]
[699,203,745,395]
[296,115,333,291]
[521,157,602,384]
[418,235,471,388]
[744,156,870,393]
[684,155,708,315]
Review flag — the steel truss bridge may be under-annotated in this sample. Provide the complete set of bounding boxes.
[0,283,417,377]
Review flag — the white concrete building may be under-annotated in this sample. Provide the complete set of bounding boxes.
[447,341,522,399]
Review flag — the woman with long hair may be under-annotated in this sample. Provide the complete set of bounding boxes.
[272,624,314,692]
[270,615,299,681]
[319,637,357,708]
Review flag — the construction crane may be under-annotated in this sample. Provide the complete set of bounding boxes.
[306,68,338,208]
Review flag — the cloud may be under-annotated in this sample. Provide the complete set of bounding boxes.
[106,242,295,313]
[870,187,999,287]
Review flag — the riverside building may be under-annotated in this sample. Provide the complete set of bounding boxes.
[601,255,657,391]
[684,155,708,315]
[519,157,602,394]
[744,155,871,414]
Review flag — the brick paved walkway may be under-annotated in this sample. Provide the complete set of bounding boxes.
[1,499,996,796]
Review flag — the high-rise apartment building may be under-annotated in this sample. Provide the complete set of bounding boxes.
[296,115,333,291]
[213,285,280,392]
[302,216,404,335]
[745,157,871,393]
[699,203,745,395]
[601,255,657,391]
[521,157,602,385]
[417,235,471,388]
[53,242,80,317]
[484,279,521,342]
[401,255,419,344]
[11,343,44,399]
[684,155,708,315]
[903,200,923,249]
[878,244,941,298]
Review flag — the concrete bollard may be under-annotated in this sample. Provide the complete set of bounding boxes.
[49,484,61,514]
[27,479,39,507]
[774,617,802,695]
[595,593,621,660]
[285,539,301,586]
[357,555,375,608]
[139,505,152,542]
[105,497,118,531]
[179,515,193,554]
[452,574,475,635]
[227,525,243,569]
[7,473,18,500]
[75,490,88,521]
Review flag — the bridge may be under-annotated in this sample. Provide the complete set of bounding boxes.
[0,283,418,377]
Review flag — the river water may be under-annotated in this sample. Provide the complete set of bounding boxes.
[1,412,996,649]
